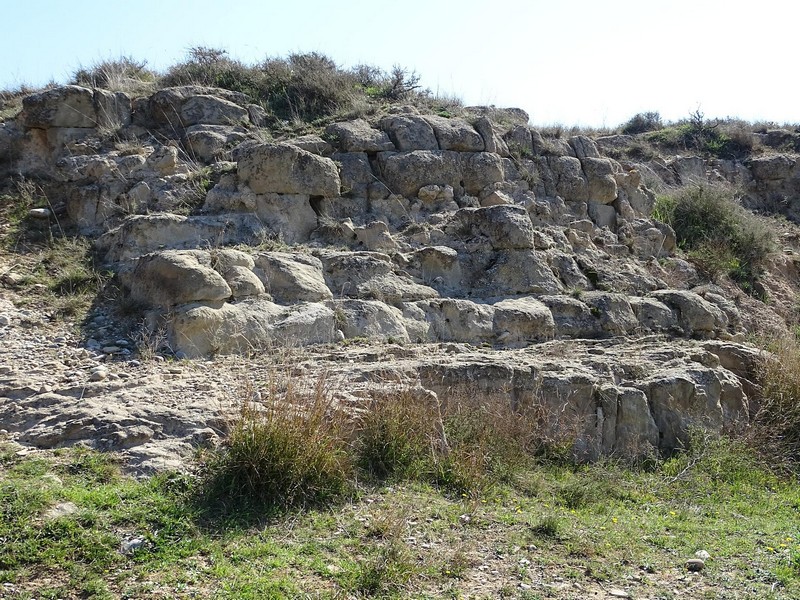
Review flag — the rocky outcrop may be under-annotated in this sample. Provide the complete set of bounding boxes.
[3,84,784,463]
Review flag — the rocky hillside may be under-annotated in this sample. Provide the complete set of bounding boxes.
[1,78,799,471]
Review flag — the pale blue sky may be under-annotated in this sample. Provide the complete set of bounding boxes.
[2,0,797,127]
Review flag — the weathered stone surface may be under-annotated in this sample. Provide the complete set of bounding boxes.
[548,156,589,201]
[462,152,505,195]
[569,136,601,160]
[325,119,395,152]
[328,299,409,342]
[96,213,265,263]
[423,116,484,151]
[540,295,601,339]
[492,297,555,346]
[380,114,439,151]
[650,290,727,336]
[582,157,618,204]
[377,150,462,198]
[334,152,376,197]
[180,95,249,126]
[125,250,232,308]
[581,292,638,336]
[183,124,248,163]
[253,193,319,244]
[148,86,248,128]
[418,298,495,344]
[238,143,341,196]
[321,252,438,305]
[474,117,510,156]
[449,205,536,250]
[253,252,332,303]
[168,299,335,357]
[219,265,265,299]
[21,86,95,128]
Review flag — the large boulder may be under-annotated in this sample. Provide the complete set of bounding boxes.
[328,299,410,342]
[417,298,495,344]
[148,86,249,128]
[325,119,395,152]
[183,124,248,163]
[492,297,555,346]
[379,114,439,151]
[253,252,332,303]
[20,86,131,129]
[180,95,249,127]
[124,250,232,308]
[449,205,536,250]
[377,150,462,198]
[650,290,727,336]
[167,299,335,357]
[423,116,484,151]
[321,252,438,305]
[462,152,505,196]
[237,143,341,196]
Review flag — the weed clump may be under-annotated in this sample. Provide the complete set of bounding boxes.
[755,339,800,472]
[653,184,774,293]
[198,377,352,514]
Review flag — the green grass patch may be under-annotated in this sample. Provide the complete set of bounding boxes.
[0,437,798,598]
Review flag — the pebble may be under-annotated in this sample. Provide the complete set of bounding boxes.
[0,314,10,327]
[686,558,705,572]
[89,370,108,382]
[695,549,711,560]
[174,351,188,360]
[53,336,66,344]
[0,365,12,375]
[120,537,147,555]
[87,338,101,349]
[38,384,53,394]
[44,501,78,520]
[103,346,122,354]
[28,207,52,219]
[128,360,141,368]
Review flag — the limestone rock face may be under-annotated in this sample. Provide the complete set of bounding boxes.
[167,299,335,357]
[184,124,248,162]
[321,252,439,305]
[20,86,131,130]
[238,143,341,196]
[253,252,332,303]
[148,86,249,127]
[377,150,461,197]
[450,205,536,250]
[325,119,395,152]
[125,250,232,308]
[424,116,484,152]
[380,115,439,151]
[650,290,727,336]
[180,95,249,127]
[492,297,555,346]
[328,299,410,342]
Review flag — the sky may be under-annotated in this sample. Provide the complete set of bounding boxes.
[1,0,798,127]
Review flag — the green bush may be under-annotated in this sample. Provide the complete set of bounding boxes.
[654,184,774,292]
[621,111,662,135]
[161,48,427,123]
